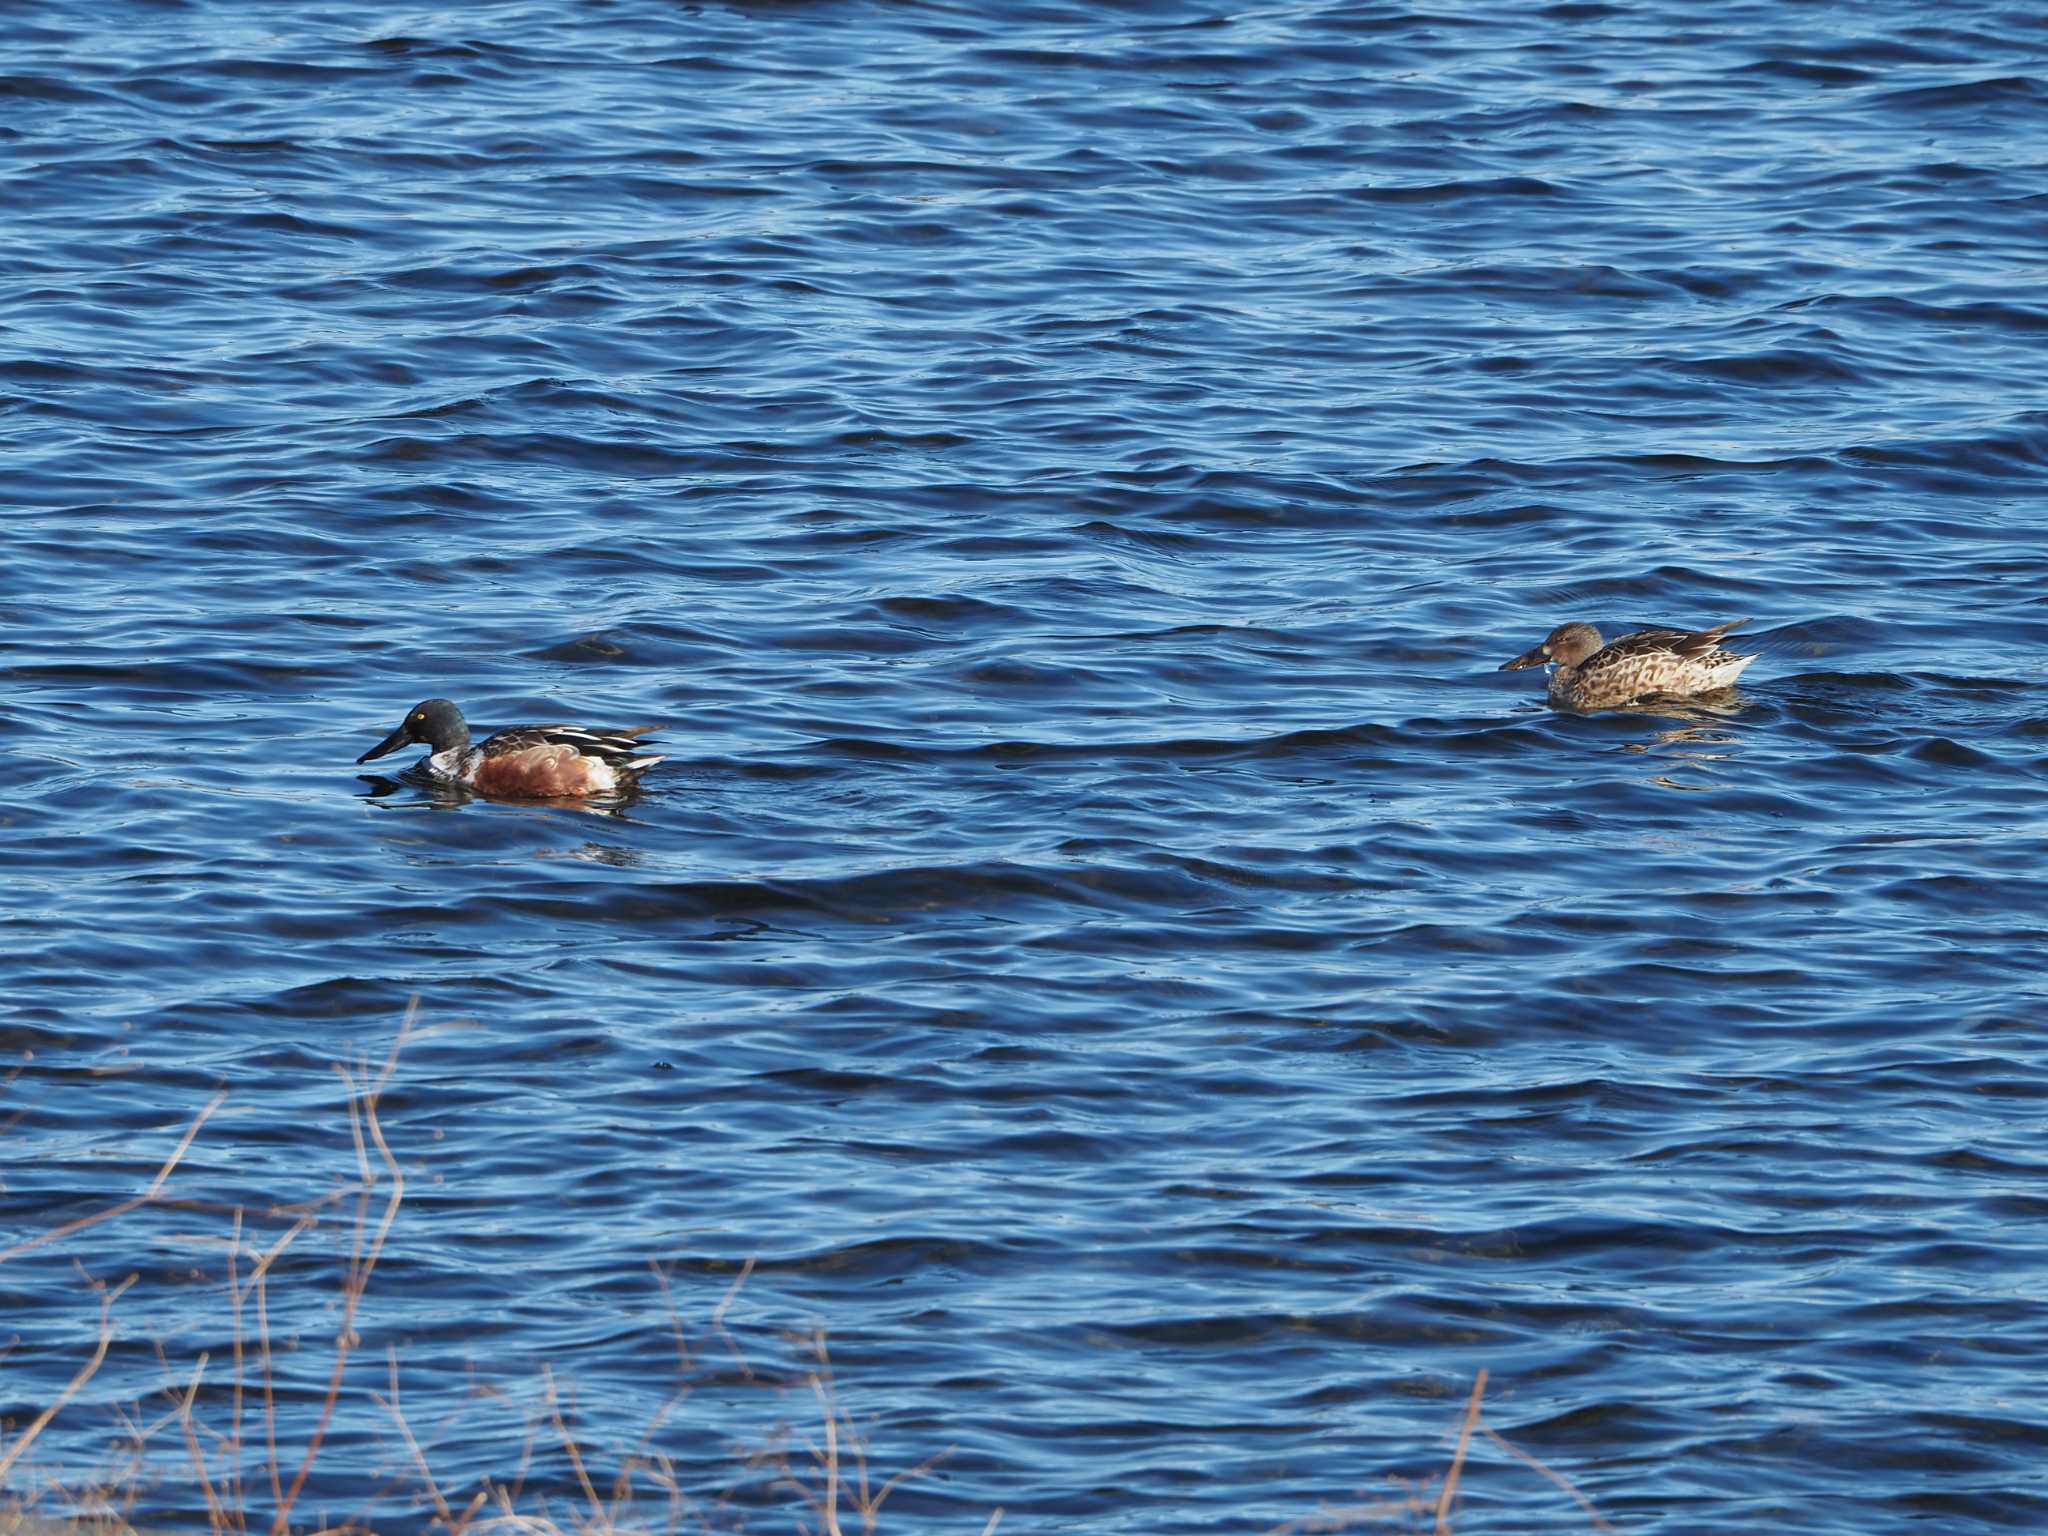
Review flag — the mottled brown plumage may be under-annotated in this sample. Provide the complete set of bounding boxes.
[1500,619,1756,711]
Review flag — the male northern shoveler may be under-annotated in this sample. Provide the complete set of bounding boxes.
[1500,619,1756,711]
[357,698,664,797]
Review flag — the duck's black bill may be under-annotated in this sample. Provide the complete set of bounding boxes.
[357,724,412,764]
[1499,646,1548,671]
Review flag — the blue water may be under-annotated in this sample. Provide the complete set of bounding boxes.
[5,1,2047,1530]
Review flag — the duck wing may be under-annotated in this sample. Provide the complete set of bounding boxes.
[482,723,662,764]
[1600,618,1751,663]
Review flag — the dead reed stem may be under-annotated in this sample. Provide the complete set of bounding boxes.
[251,1214,319,1516]
[227,1205,246,1521]
[789,1329,953,1536]
[1432,1368,1486,1536]
[174,1352,231,1533]
[813,1366,841,1536]
[1480,1423,1617,1533]
[0,1272,138,1483]
[4,1008,1617,1536]
[1261,1369,1613,1536]
[542,1364,606,1527]
[0,1093,225,1266]
[377,1347,455,1532]
[711,1257,757,1383]
[269,1001,419,1536]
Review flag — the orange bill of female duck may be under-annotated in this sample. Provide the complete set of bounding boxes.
[357,698,664,798]
[1500,619,1756,711]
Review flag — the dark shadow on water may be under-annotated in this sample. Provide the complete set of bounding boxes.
[1611,685,1753,726]
[355,770,648,820]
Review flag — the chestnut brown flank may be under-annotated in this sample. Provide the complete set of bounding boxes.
[473,745,611,798]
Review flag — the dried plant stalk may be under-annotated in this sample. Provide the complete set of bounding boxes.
[0,1273,138,1482]
[0,1095,225,1266]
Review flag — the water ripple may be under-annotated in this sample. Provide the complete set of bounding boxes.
[4,2,2046,1533]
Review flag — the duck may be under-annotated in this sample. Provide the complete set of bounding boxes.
[1500,619,1755,711]
[357,698,664,797]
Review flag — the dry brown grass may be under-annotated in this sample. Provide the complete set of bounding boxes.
[0,1008,977,1536]
[2,1007,1609,1536]
[1261,1370,1616,1535]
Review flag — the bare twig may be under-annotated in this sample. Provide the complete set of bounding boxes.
[1479,1423,1616,1533]
[710,1257,757,1383]
[1263,1487,1436,1536]
[250,1213,318,1513]
[270,1004,417,1535]
[1433,1369,1486,1536]
[790,1328,953,1536]
[863,1443,954,1531]
[503,1394,543,1509]
[542,1363,605,1525]
[227,1204,246,1523]
[648,1258,695,1376]
[0,1093,226,1265]
[173,1351,233,1533]
[0,1272,139,1481]
[811,1365,842,1536]
[375,1345,457,1531]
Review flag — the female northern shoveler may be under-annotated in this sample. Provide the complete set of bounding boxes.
[357,698,664,797]
[1500,619,1756,711]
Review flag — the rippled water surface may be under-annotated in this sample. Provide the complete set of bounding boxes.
[6,2,2048,1531]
